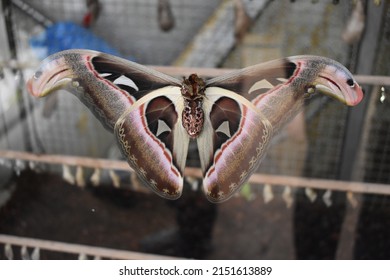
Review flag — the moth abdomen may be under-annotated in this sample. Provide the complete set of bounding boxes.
[182,98,204,138]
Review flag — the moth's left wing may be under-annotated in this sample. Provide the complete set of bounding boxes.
[207,55,364,132]
[200,55,364,202]
[115,87,189,200]
[197,88,272,202]
[27,49,181,131]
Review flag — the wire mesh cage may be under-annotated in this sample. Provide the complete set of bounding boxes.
[0,0,389,260]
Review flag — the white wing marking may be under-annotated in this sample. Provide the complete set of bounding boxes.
[113,75,139,91]
[99,73,112,78]
[248,79,274,94]
[156,119,171,137]
[215,120,231,137]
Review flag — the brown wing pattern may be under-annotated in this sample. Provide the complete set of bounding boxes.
[28,49,180,131]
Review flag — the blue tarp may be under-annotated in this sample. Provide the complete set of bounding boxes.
[30,21,122,59]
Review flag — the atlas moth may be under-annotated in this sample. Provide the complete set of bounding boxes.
[27,50,363,202]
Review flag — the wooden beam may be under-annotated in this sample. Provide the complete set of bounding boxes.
[1,149,389,196]
[0,234,183,260]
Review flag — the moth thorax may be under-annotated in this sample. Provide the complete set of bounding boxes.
[181,73,206,98]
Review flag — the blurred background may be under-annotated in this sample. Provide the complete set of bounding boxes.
[0,0,389,260]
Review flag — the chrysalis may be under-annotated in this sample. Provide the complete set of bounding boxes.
[158,0,175,32]
[4,243,13,260]
[14,159,26,176]
[282,185,294,208]
[21,246,30,260]
[263,183,274,204]
[305,187,317,203]
[62,164,75,185]
[380,86,386,103]
[76,166,86,188]
[322,189,332,207]
[90,168,101,187]
[31,247,40,260]
[109,170,121,188]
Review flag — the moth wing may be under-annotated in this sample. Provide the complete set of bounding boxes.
[27,49,181,131]
[115,86,189,199]
[197,87,272,202]
[206,55,363,132]
[200,55,363,202]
